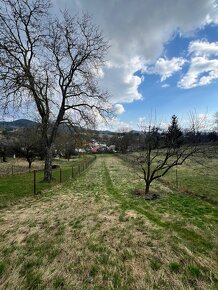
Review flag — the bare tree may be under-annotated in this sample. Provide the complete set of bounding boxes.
[0,129,16,162]
[134,115,201,196]
[54,127,86,160]
[14,127,41,168]
[0,0,110,181]
[0,130,10,162]
[113,128,134,154]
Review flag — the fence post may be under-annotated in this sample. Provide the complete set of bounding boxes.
[33,170,36,195]
[175,166,178,189]
[78,164,81,175]
[12,165,14,176]
[72,166,74,178]
[60,167,62,183]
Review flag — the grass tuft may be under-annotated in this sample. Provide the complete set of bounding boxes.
[169,262,180,273]
[0,261,6,276]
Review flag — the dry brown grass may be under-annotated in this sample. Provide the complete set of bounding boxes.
[0,158,44,176]
[0,156,217,289]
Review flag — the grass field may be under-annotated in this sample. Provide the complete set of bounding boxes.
[125,148,218,205]
[161,154,218,205]
[0,155,217,289]
[0,156,94,209]
[0,158,45,176]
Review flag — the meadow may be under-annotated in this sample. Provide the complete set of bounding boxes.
[0,156,94,209]
[125,146,218,205]
[161,152,218,205]
[0,155,217,289]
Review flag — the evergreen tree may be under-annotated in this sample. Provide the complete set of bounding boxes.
[166,115,183,148]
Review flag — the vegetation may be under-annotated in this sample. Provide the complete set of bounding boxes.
[0,156,94,209]
[0,1,217,288]
[0,156,217,289]
[160,149,218,204]
[0,0,110,181]
[121,145,218,204]
[133,115,204,195]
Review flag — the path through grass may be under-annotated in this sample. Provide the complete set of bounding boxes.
[0,156,217,289]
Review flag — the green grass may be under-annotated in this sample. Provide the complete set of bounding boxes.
[122,150,218,205]
[0,261,6,277]
[0,156,94,208]
[169,262,180,273]
[0,155,217,289]
[103,159,217,254]
[161,155,218,204]
[53,276,65,289]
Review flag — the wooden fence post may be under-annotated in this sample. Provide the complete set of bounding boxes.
[176,166,178,189]
[60,168,62,183]
[72,166,74,178]
[33,170,36,195]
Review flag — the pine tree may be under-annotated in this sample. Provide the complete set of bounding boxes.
[166,115,183,148]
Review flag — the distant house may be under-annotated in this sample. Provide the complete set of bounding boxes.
[88,140,100,153]
[87,140,115,153]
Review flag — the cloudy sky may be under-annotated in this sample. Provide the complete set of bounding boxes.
[52,0,218,130]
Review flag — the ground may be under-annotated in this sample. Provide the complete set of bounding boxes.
[0,156,217,289]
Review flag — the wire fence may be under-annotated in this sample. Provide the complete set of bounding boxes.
[0,164,43,176]
[33,156,96,194]
[0,156,96,207]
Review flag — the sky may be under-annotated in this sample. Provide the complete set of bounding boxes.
[52,0,218,131]
[1,0,218,131]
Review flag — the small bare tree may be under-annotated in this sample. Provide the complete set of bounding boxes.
[14,127,41,168]
[135,115,201,196]
[54,127,86,160]
[0,0,110,181]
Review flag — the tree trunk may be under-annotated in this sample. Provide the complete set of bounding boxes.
[145,181,150,195]
[28,160,32,169]
[44,146,52,182]
[2,151,7,162]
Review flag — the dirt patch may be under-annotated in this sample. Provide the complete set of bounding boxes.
[125,210,138,219]
[132,189,161,200]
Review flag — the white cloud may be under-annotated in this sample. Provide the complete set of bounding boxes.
[100,57,145,103]
[53,0,218,102]
[162,83,170,88]
[97,117,133,132]
[189,40,218,56]
[113,104,125,115]
[148,57,186,81]
[178,56,218,89]
[178,40,218,89]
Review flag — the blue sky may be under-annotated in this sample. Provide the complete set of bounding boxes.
[1,0,218,131]
[119,24,218,129]
[53,0,218,131]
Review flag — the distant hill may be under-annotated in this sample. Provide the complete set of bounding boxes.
[97,130,115,135]
[0,119,139,135]
[0,119,117,135]
[0,119,37,129]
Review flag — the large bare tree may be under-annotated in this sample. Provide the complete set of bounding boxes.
[0,0,110,181]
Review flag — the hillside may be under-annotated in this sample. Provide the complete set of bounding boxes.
[0,119,117,136]
[0,119,37,129]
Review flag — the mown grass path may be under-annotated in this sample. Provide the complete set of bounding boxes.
[0,156,217,289]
